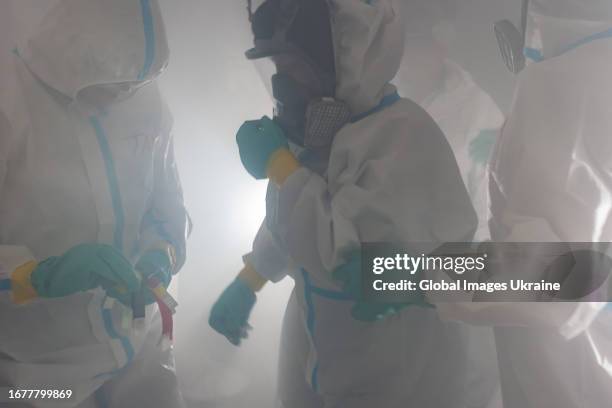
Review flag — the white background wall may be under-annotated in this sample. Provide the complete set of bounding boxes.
[157,3,292,406]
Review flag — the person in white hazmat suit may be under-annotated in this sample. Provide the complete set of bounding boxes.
[394,2,505,408]
[431,0,612,407]
[209,0,478,407]
[0,0,188,407]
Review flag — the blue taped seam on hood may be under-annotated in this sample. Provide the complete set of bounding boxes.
[138,0,156,80]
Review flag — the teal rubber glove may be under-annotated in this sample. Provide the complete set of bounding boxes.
[31,244,139,299]
[236,116,289,179]
[333,251,432,322]
[469,129,498,165]
[209,278,256,346]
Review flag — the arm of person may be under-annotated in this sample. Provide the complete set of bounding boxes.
[136,111,189,279]
[0,111,39,304]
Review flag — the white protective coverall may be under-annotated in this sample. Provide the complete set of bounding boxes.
[434,0,612,407]
[398,59,505,408]
[244,0,479,407]
[0,1,188,407]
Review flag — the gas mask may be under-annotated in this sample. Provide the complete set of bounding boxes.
[245,0,351,149]
[494,0,529,74]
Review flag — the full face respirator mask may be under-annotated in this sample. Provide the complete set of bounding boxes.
[245,0,351,149]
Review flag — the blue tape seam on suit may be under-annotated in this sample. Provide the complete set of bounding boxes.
[525,27,612,62]
[301,269,354,393]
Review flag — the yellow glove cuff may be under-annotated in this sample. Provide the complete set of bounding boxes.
[11,261,38,304]
[238,262,268,292]
[266,148,300,186]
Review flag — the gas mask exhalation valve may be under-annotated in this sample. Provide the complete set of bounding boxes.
[302,98,351,149]
[272,72,348,149]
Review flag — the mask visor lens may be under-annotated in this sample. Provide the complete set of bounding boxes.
[252,57,278,98]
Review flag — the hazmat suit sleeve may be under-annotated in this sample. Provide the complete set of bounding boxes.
[0,111,37,282]
[244,185,293,283]
[137,109,189,273]
[271,100,478,286]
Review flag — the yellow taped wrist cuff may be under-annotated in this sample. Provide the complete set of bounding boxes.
[11,261,38,304]
[238,263,268,292]
[267,148,300,186]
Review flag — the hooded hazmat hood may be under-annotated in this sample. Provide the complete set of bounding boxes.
[17,0,169,101]
[328,0,404,115]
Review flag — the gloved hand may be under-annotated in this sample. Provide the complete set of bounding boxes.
[469,129,498,165]
[332,252,402,321]
[333,251,432,322]
[209,278,256,346]
[31,244,139,299]
[332,252,362,300]
[236,116,289,179]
